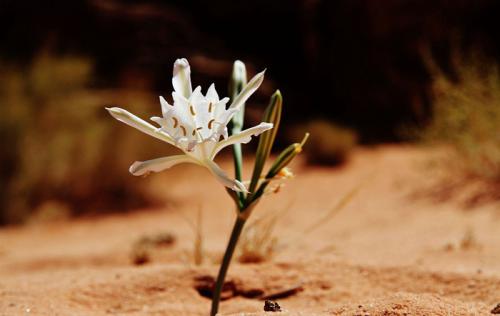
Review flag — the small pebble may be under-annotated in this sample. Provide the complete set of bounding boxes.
[264,300,281,312]
[491,303,500,314]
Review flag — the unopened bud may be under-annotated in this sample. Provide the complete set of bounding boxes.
[266,133,309,179]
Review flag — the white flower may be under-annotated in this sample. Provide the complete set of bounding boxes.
[106,58,273,192]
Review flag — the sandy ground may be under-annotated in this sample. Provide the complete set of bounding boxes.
[0,145,499,316]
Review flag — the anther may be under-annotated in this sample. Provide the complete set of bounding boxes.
[208,102,213,113]
[208,119,215,129]
[179,125,187,136]
[172,117,178,128]
[192,127,203,136]
[189,105,196,116]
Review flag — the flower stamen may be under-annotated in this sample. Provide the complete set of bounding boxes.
[208,102,213,113]
[189,105,196,116]
[192,127,203,136]
[179,125,187,136]
[172,117,179,128]
[208,119,215,129]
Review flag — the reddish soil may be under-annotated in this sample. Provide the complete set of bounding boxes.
[1,145,499,315]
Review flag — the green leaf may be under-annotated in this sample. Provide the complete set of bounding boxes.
[248,90,282,193]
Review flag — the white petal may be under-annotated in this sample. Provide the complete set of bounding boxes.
[211,122,273,158]
[172,58,192,98]
[159,96,172,116]
[217,107,240,129]
[150,116,168,128]
[205,83,219,102]
[106,107,175,145]
[129,155,197,176]
[229,70,265,110]
[190,86,206,112]
[232,60,247,87]
[151,116,162,122]
[203,159,248,192]
[172,91,195,127]
[212,97,231,124]
[192,88,213,139]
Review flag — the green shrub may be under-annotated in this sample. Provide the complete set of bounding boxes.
[288,120,357,165]
[0,53,165,224]
[419,51,500,182]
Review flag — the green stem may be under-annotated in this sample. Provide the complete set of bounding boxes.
[210,216,246,316]
[232,143,243,182]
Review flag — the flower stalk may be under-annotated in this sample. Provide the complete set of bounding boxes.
[210,65,307,316]
[210,215,246,316]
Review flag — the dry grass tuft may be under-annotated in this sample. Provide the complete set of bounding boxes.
[130,232,176,265]
[0,52,168,224]
[420,50,500,183]
[237,211,279,264]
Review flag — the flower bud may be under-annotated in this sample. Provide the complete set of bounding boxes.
[229,60,247,131]
[266,133,309,179]
[229,60,248,184]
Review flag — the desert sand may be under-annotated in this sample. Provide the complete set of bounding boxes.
[1,145,499,315]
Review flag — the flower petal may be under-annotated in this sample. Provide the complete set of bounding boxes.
[172,58,192,98]
[159,96,172,116]
[229,69,265,111]
[129,155,197,176]
[106,107,175,145]
[172,90,196,129]
[211,122,273,158]
[203,159,248,192]
[205,83,219,103]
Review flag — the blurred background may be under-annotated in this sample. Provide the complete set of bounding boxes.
[1,0,500,224]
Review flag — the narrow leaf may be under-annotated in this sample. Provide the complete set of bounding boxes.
[248,90,282,193]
